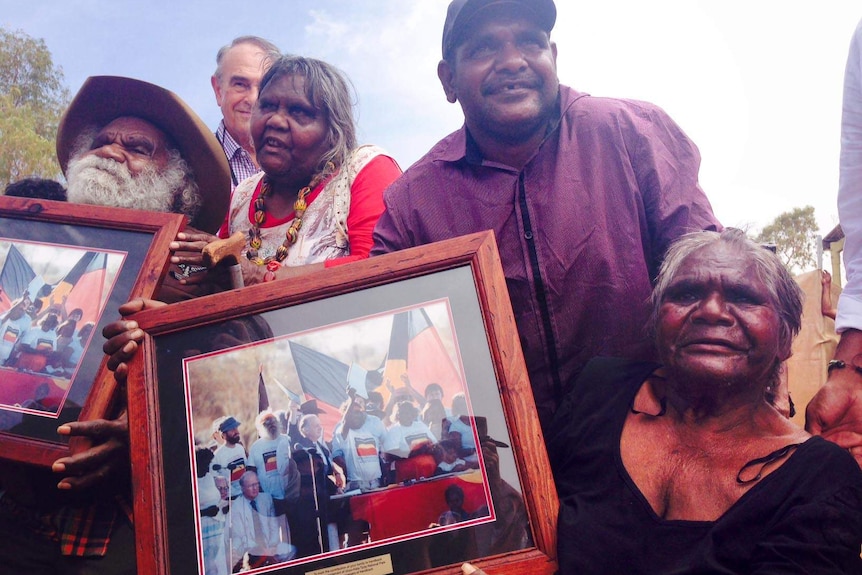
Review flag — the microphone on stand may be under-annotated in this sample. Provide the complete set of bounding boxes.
[295,443,324,554]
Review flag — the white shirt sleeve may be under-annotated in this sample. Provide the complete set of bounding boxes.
[837,18,862,333]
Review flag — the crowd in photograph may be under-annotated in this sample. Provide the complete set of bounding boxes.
[195,380,491,573]
[0,296,92,380]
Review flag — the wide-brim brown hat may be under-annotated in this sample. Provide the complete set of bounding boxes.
[56,76,230,233]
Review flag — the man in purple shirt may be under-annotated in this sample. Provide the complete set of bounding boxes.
[371,0,721,430]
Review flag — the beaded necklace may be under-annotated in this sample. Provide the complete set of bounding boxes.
[246,164,334,269]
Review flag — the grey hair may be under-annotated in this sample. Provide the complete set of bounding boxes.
[255,410,278,439]
[239,469,259,487]
[165,149,202,222]
[214,36,281,79]
[650,228,804,358]
[298,413,319,435]
[259,55,358,175]
[69,126,99,164]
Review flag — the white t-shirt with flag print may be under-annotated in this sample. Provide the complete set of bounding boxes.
[332,415,386,483]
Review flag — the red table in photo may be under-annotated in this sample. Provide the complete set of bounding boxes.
[0,366,67,411]
[348,471,488,542]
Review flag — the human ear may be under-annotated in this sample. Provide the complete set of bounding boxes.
[211,75,224,106]
[437,59,458,104]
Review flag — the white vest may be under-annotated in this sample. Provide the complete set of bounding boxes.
[228,144,384,266]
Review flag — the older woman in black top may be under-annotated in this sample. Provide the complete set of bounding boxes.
[549,228,862,573]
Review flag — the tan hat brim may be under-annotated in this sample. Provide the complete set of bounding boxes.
[56,76,230,233]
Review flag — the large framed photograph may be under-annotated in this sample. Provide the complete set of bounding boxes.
[128,231,558,575]
[0,196,184,466]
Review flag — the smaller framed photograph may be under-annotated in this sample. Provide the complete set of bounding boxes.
[128,231,558,575]
[0,196,184,466]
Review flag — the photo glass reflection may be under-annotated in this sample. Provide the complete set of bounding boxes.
[0,238,124,427]
[182,299,509,574]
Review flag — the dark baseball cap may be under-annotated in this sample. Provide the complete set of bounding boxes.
[218,416,240,433]
[441,0,557,60]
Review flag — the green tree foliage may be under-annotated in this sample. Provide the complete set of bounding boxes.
[0,28,69,188]
[755,205,818,273]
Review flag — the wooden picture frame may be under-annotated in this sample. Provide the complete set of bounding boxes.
[0,196,184,466]
[128,231,558,575]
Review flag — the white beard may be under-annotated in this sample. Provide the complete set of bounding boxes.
[66,154,179,213]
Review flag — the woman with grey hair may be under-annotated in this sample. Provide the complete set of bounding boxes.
[176,54,402,285]
[548,228,862,573]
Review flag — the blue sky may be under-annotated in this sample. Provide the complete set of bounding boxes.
[3,1,861,246]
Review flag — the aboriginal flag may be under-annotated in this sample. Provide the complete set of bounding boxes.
[62,252,107,326]
[262,450,278,473]
[257,366,270,413]
[0,245,36,312]
[354,436,379,459]
[287,341,351,440]
[380,308,464,404]
[288,341,350,408]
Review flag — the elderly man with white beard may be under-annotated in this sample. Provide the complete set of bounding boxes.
[65,119,202,218]
[57,75,229,246]
[0,76,230,575]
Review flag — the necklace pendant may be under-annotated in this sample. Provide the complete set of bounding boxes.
[263,260,280,282]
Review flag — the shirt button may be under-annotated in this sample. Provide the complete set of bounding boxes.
[524,231,533,240]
